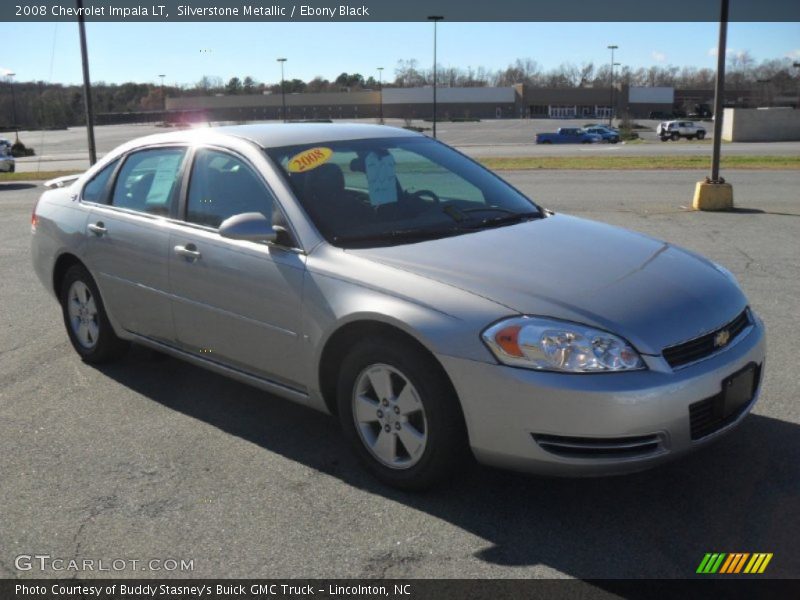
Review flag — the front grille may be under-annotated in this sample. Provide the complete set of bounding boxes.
[663,309,751,369]
[689,363,761,440]
[532,433,662,459]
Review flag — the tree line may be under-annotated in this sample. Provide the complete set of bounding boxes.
[2,54,798,130]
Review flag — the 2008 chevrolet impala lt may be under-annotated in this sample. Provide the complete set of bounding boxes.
[31,124,765,489]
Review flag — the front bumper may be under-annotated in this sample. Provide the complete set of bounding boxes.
[438,315,765,476]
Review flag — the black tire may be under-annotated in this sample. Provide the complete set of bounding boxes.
[60,264,129,364]
[671,132,680,141]
[660,136,668,142]
[337,338,470,490]
[697,131,706,140]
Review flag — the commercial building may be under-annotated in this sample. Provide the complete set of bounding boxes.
[124,84,769,126]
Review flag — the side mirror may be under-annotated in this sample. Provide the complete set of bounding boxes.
[219,212,277,244]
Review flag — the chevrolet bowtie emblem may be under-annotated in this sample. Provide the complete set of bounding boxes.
[714,329,731,348]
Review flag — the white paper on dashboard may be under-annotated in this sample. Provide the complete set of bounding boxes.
[365,152,397,206]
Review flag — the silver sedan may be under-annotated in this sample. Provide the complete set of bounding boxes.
[31,124,765,489]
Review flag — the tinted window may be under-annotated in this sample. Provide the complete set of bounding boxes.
[111,148,186,215]
[82,158,120,203]
[186,148,274,228]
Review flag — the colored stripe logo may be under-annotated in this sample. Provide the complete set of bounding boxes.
[697,553,773,574]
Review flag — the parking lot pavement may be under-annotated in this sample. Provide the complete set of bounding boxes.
[1,172,798,579]
[13,121,800,173]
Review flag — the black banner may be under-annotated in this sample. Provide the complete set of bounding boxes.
[3,0,800,22]
[4,579,800,600]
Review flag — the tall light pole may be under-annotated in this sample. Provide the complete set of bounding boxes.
[794,62,800,109]
[158,74,166,110]
[377,67,384,124]
[277,58,287,122]
[428,16,443,138]
[693,0,732,210]
[77,0,97,165]
[6,71,18,142]
[607,44,618,126]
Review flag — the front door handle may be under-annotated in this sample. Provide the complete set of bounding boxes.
[87,222,107,236]
[174,244,202,260]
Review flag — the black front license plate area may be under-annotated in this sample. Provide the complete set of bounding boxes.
[722,363,757,418]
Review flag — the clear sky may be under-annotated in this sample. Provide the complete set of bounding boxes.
[2,21,799,86]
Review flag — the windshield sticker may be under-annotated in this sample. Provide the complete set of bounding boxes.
[287,147,333,173]
[365,151,397,206]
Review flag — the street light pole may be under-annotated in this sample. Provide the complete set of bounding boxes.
[277,58,287,123]
[158,74,166,111]
[710,0,728,184]
[607,44,618,126]
[76,0,97,165]
[428,16,443,138]
[6,72,18,142]
[377,67,384,124]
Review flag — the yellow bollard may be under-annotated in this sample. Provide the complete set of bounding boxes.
[693,179,733,211]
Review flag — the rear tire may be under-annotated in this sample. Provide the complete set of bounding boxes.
[337,338,470,490]
[60,264,129,364]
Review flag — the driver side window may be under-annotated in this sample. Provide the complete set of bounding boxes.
[186,148,274,229]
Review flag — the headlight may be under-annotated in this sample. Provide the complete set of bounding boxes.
[481,317,645,373]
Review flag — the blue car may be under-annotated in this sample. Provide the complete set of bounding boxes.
[536,128,603,144]
[585,126,620,144]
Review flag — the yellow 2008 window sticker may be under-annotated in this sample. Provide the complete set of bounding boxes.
[287,147,333,173]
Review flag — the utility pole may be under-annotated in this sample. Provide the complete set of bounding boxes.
[76,0,97,165]
[428,16,443,138]
[277,58,287,123]
[377,67,384,124]
[607,45,618,126]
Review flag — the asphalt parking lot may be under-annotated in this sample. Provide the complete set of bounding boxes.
[1,170,799,580]
[13,121,800,173]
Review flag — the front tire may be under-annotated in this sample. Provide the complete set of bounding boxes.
[671,132,680,141]
[60,264,129,363]
[697,131,706,140]
[337,339,469,490]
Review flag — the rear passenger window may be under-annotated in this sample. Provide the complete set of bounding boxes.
[111,148,186,215]
[82,158,119,203]
[186,148,274,229]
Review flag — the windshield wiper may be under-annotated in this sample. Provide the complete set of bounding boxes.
[333,227,462,245]
[462,211,542,230]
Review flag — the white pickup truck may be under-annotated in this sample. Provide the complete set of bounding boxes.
[657,120,707,141]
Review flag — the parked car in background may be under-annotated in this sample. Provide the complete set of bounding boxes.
[0,143,14,172]
[584,126,620,143]
[536,128,603,144]
[657,121,707,141]
[31,124,765,490]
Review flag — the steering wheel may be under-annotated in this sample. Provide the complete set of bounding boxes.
[409,189,441,205]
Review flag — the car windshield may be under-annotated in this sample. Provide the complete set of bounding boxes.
[265,136,541,248]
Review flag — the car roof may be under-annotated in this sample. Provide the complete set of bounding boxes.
[124,123,422,152]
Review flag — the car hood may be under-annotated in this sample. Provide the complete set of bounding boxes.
[348,214,747,355]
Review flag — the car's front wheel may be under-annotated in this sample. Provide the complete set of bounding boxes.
[697,131,706,140]
[337,339,469,490]
[60,264,129,363]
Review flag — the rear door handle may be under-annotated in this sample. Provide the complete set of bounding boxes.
[87,222,107,236]
[174,244,202,260]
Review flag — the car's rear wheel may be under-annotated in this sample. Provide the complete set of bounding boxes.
[60,264,129,363]
[337,339,469,490]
